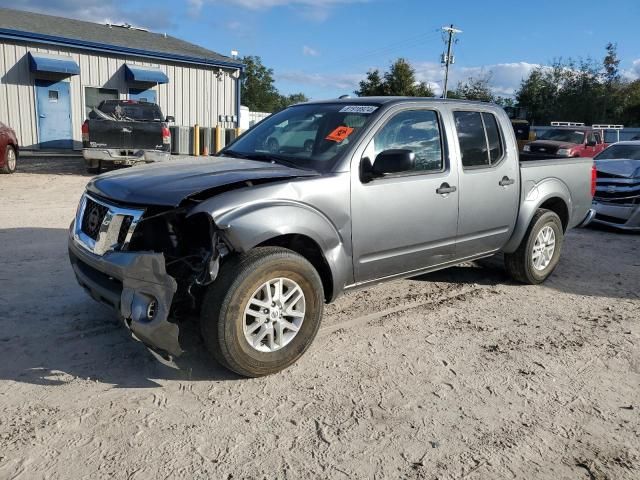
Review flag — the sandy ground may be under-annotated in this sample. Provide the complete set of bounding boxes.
[0,156,638,480]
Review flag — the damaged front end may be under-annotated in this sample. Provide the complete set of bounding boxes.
[68,193,227,358]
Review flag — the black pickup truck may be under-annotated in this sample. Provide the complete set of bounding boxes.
[82,100,174,173]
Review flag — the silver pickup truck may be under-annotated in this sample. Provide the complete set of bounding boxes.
[68,98,596,377]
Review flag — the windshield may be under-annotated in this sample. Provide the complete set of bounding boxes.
[223,103,380,172]
[96,102,164,121]
[538,129,585,144]
[595,144,640,160]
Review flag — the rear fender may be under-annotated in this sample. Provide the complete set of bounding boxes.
[502,177,572,253]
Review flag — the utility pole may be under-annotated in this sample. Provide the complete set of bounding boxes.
[441,24,462,98]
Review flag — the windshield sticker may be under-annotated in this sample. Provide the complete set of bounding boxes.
[339,105,378,114]
[326,126,354,142]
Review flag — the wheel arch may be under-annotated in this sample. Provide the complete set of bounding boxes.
[503,178,572,254]
[189,200,352,302]
[258,234,334,302]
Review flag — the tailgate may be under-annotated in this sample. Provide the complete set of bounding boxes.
[88,120,164,150]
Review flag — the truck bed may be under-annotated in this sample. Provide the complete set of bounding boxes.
[519,157,594,229]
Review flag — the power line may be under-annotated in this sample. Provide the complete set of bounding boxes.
[311,29,442,71]
[441,24,462,98]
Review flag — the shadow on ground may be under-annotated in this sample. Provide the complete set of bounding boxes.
[15,155,89,176]
[1,225,637,387]
[0,227,241,388]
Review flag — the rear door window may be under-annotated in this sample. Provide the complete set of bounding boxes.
[454,111,504,168]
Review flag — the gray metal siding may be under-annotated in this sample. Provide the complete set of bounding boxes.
[0,38,238,149]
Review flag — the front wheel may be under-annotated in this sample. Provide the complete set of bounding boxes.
[504,209,564,284]
[200,247,324,377]
[1,145,16,174]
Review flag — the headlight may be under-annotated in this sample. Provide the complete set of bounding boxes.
[523,144,531,152]
[557,148,571,157]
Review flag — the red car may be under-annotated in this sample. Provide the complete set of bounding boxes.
[0,121,18,174]
[522,125,607,159]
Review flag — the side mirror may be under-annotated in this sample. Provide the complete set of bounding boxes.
[165,115,175,123]
[373,149,416,175]
[361,149,416,183]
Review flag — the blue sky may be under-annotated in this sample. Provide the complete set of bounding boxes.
[6,0,640,99]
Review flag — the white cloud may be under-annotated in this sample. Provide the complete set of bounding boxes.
[189,0,367,21]
[621,59,640,80]
[412,61,541,96]
[7,0,174,29]
[277,71,363,90]
[303,45,319,57]
[278,61,541,98]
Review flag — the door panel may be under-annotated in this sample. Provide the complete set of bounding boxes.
[351,108,459,283]
[453,110,519,257]
[35,79,72,149]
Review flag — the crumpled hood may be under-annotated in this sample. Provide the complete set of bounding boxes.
[87,156,319,206]
[595,159,640,178]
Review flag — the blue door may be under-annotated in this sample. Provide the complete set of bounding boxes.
[35,79,73,149]
[129,88,157,103]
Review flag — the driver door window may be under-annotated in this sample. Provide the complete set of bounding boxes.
[369,109,443,173]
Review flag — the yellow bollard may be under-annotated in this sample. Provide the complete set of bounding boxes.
[193,124,200,156]
[215,126,223,154]
[235,127,242,139]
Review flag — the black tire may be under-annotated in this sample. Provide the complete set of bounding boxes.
[1,145,16,174]
[201,247,324,377]
[86,161,101,175]
[504,209,564,284]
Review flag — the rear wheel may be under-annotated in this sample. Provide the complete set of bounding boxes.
[1,145,16,174]
[86,161,101,174]
[201,247,324,377]
[504,209,564,284]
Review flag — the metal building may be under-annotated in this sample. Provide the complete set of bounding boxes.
[0,7,243,150]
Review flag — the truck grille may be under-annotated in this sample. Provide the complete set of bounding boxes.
[530,145,558,155]
[81,197,109,240]
[73,194,144,255]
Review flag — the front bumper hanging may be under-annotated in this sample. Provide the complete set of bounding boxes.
[68,224,183,357]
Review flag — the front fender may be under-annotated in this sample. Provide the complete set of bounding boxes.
[188,195,352,300]
[502,177,572,253]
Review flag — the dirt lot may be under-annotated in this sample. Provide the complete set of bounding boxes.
[0,156,638,479]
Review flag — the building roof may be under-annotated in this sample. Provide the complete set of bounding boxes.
[0,7,243,69]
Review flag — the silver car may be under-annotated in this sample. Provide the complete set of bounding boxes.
[592,141,640,231]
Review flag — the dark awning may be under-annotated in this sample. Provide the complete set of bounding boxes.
[28,52,80,75]
[124,64,169,84]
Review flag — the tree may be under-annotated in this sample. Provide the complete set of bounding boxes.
[240,56,281,112]
[355,58,434,97]
[515,43,636,125]
[452,74,495,102]
[356,69,385,96]
[277,92,309,110]
[240,56,308,112]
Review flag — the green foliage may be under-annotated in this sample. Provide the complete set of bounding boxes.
[452,73,495,102]
[240,56,308,113]
[355,58,434,97]
[515,44,640,126]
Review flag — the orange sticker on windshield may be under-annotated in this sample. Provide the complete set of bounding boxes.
[325,126,354,142]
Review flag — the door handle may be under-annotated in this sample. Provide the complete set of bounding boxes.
[436,183,457,195]
[39,114,46,118]
[499,176,515,186]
